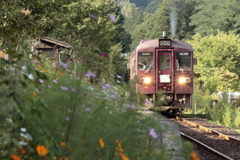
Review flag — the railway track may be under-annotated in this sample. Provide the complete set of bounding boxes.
[181,132,234,160]
[173,116,240,160]
[176,116,240,144]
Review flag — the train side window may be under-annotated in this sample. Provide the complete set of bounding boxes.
[138,52,153,70]
[159,54,170,70]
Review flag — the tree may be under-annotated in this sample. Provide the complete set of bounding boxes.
[150,0,171,39]
[187,31,240,91]
[129,12,156,50]
[117,0,137,17]
[0,1,36,43]
[214,68,239,91]
[176,0,197,40]
[129,0,153,8]
[143,0,163,13]
[0,0,65,43]
[190,0,240,36]
[0,0,131,83]
[50,0,119,53]
[151,0,197,40]
[115,6,132,53]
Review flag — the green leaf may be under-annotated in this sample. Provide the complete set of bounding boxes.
[37,110,42,119]
[0,58,9,66]
[11,138,21,147]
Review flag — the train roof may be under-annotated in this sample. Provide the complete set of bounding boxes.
[136,39,194,51]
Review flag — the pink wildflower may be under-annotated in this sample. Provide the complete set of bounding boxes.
[109,13,117,22]
[60,86,68,91]
[149,128,158,139]
[39,79,44,83]
[102,53,109,58]
[89,14,97,18]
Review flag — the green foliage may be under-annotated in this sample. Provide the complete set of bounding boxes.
[187,31,240,91]
[0,42,194,159]
[54,0,118,53]
[175,0,197,40]
[143,0,163,13]
[214,68,239,91]
[190,0,240,36]
[154,90,168,107]
[0,42,48,159]
[123,0,197,51]
[0,0,65,43]
[129,0,154,8]
[0,0,131,57]
[117,0,137,17]
[203,76,219,93]
[191,87,240,129]
[129,12,156,50]
[150,0,171,39]
[115,7,132,53]
[117,0,154,9]
[151,0,196,40]
[192,88,212,114]
[206,101,240,128]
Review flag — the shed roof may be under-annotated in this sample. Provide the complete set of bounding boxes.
[39,37,73,49]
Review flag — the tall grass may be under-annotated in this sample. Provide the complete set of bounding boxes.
[0,43,194,160]
[191,83,240,130]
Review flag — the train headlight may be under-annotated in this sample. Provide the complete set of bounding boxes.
[179,77,190,83]
[143,77,151,84]
[139,77,151,84]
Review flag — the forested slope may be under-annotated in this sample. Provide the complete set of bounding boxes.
[118,0,240,91]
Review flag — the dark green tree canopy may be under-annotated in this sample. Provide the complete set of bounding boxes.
[190,0,240,36]
[143,0,163,13]
[129,0,154,8]
[123,0,196,50]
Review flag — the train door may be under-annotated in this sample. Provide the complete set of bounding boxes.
[157,51,172,92]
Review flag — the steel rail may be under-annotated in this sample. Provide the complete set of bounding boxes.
[180,132,234,160]
[176,116,240,144]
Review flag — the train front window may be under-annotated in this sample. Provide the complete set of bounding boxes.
[138,52,153,70]
[159,54,170,70]
[176,52,191,70]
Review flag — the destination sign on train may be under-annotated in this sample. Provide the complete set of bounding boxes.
[179,52,189,56]
[142,53,150,55]
[139,52,153,56]
[159,40,171,46]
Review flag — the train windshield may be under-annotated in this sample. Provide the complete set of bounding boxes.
[138,52,153,70]
[176,52,191,70]
[159,54,170,70]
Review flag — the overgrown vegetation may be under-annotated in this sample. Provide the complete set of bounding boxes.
[0,43,194,160]
[190,80,240,131]
[2,0,240,159]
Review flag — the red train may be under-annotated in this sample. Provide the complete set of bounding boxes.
[128,32,196,115]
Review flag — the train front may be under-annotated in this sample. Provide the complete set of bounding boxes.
[132,37,195,113]
[156,38,195,112]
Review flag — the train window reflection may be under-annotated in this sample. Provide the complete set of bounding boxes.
[159,54,170,70]
[138,52,153,70]
[176,52,191,70]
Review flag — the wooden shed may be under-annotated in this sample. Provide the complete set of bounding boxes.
[34,37,73,66]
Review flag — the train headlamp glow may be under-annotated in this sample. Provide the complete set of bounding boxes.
[179,77,190,83]
[143,77,151,84]
[140,77,151,84]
